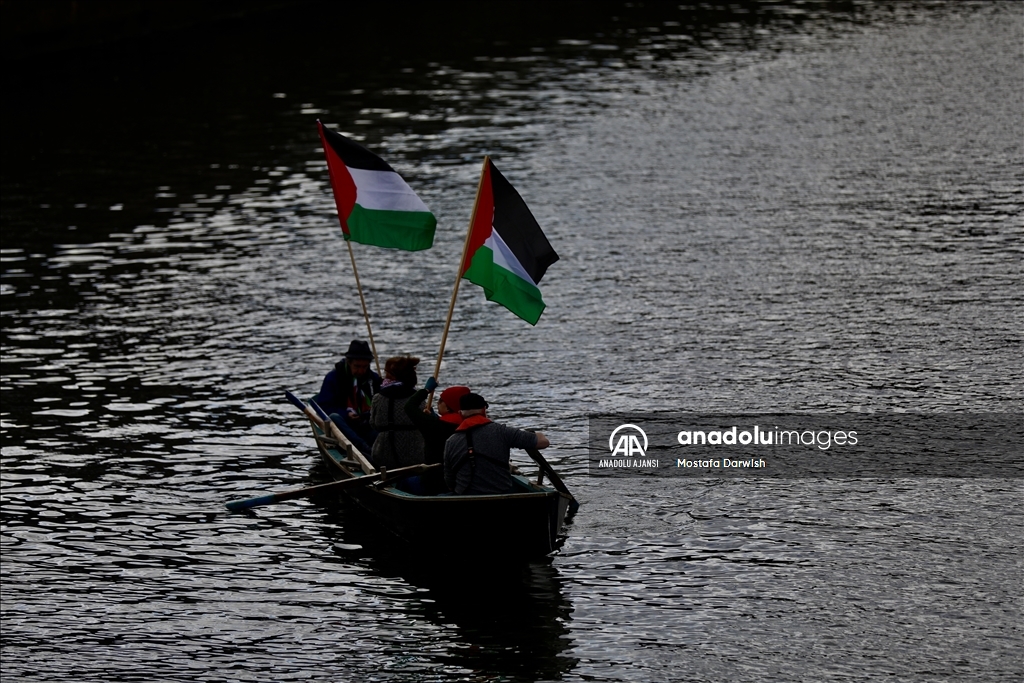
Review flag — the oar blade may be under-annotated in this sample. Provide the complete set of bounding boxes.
[308,398,330,422]
[284,390,308,412]
[567,494,581,516]
[526,448,579,515]
[226,493,278,511]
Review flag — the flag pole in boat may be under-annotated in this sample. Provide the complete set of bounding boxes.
[344,238,382,378]
[429,155,490,408]
[316,120,440,378]
[316,120,384,377]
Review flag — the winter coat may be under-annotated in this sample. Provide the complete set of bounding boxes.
[370,383,425,469]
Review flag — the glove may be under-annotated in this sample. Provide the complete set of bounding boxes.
[424,376,438,392]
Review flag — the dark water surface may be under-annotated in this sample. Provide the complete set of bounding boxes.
[3,2,1022,681]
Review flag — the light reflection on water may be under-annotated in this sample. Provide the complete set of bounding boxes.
[2,3,1022,681]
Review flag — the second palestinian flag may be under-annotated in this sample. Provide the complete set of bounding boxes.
[462,158,559,325]
[317,120,436,251]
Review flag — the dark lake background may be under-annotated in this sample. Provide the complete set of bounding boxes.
[2,2,1021,681]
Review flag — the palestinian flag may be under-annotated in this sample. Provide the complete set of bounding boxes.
[462,158,559,325]
[317,120,436,251]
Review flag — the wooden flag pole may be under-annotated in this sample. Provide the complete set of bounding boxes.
[345,238,383,378]
[318,121,383,377]
[430,156,490,406]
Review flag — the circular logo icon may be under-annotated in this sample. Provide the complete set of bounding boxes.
[609,424,648,457]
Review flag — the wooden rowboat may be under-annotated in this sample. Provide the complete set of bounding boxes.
[302,398,574,559]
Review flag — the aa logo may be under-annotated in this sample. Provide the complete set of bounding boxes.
[609,424,648,458]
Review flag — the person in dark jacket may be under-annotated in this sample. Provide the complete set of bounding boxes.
[404,378,471,493]
[317,340,381,455]
[443,393,550,495]
[370,356,426,470]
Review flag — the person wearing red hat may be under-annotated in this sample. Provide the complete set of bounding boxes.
[438,384,471,424]
[404,377,470,493]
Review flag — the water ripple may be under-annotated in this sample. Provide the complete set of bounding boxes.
[3,3,1022,682]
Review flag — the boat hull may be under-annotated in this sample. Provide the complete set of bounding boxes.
[312,421,571,558]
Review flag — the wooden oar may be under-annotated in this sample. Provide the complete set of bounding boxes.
[283,390,376,474]
[526,448,580,515]
[226,463,439,511]
[307,398,376,475]
[285,390,328,429]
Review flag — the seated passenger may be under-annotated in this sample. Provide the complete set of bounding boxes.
[405,378,470,493]
[443,393,550,495]
[370,356,426,470]
[317,340,380,455]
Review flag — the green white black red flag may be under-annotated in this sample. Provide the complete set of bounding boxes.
[317,120,436,251]
[461,158,559,325]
